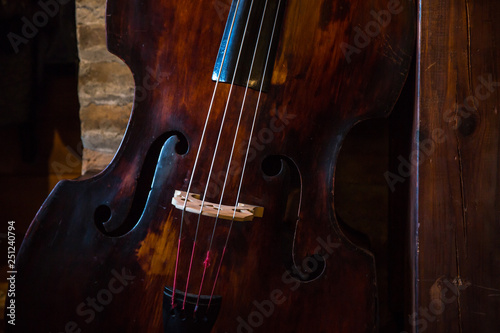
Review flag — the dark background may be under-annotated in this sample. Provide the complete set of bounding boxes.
[0,1,81,330]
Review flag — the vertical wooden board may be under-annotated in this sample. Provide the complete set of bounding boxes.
[415,0,500,332]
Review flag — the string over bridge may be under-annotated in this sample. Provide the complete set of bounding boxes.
[171,190,264,221]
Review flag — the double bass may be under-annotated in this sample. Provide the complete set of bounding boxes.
[11,0,414,331]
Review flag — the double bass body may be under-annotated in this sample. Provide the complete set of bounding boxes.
[11,0,414,332]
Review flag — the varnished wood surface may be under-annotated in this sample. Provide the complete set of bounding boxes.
[412,0,500,332]
[11,0,414,332]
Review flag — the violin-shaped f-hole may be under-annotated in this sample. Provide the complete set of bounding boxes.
[262,155,326,283]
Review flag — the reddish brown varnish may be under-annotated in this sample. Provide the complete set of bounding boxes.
[12,0,414,332]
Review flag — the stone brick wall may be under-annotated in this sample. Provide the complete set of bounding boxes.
[76,0,133,174]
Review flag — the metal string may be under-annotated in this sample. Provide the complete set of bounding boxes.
[181,0,258,310]
[208,0,283,308]
[193,0,269,310]
[171,0,243,308]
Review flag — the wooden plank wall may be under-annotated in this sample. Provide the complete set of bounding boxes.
[413,0,500,332]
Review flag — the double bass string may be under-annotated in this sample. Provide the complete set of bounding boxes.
[182,0,258,310]
[171,0,243,308]
[207,0,283,308]
[193,0,268,311]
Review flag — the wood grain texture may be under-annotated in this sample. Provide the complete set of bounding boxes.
[11,0,414,332]
[413,0,500,331]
